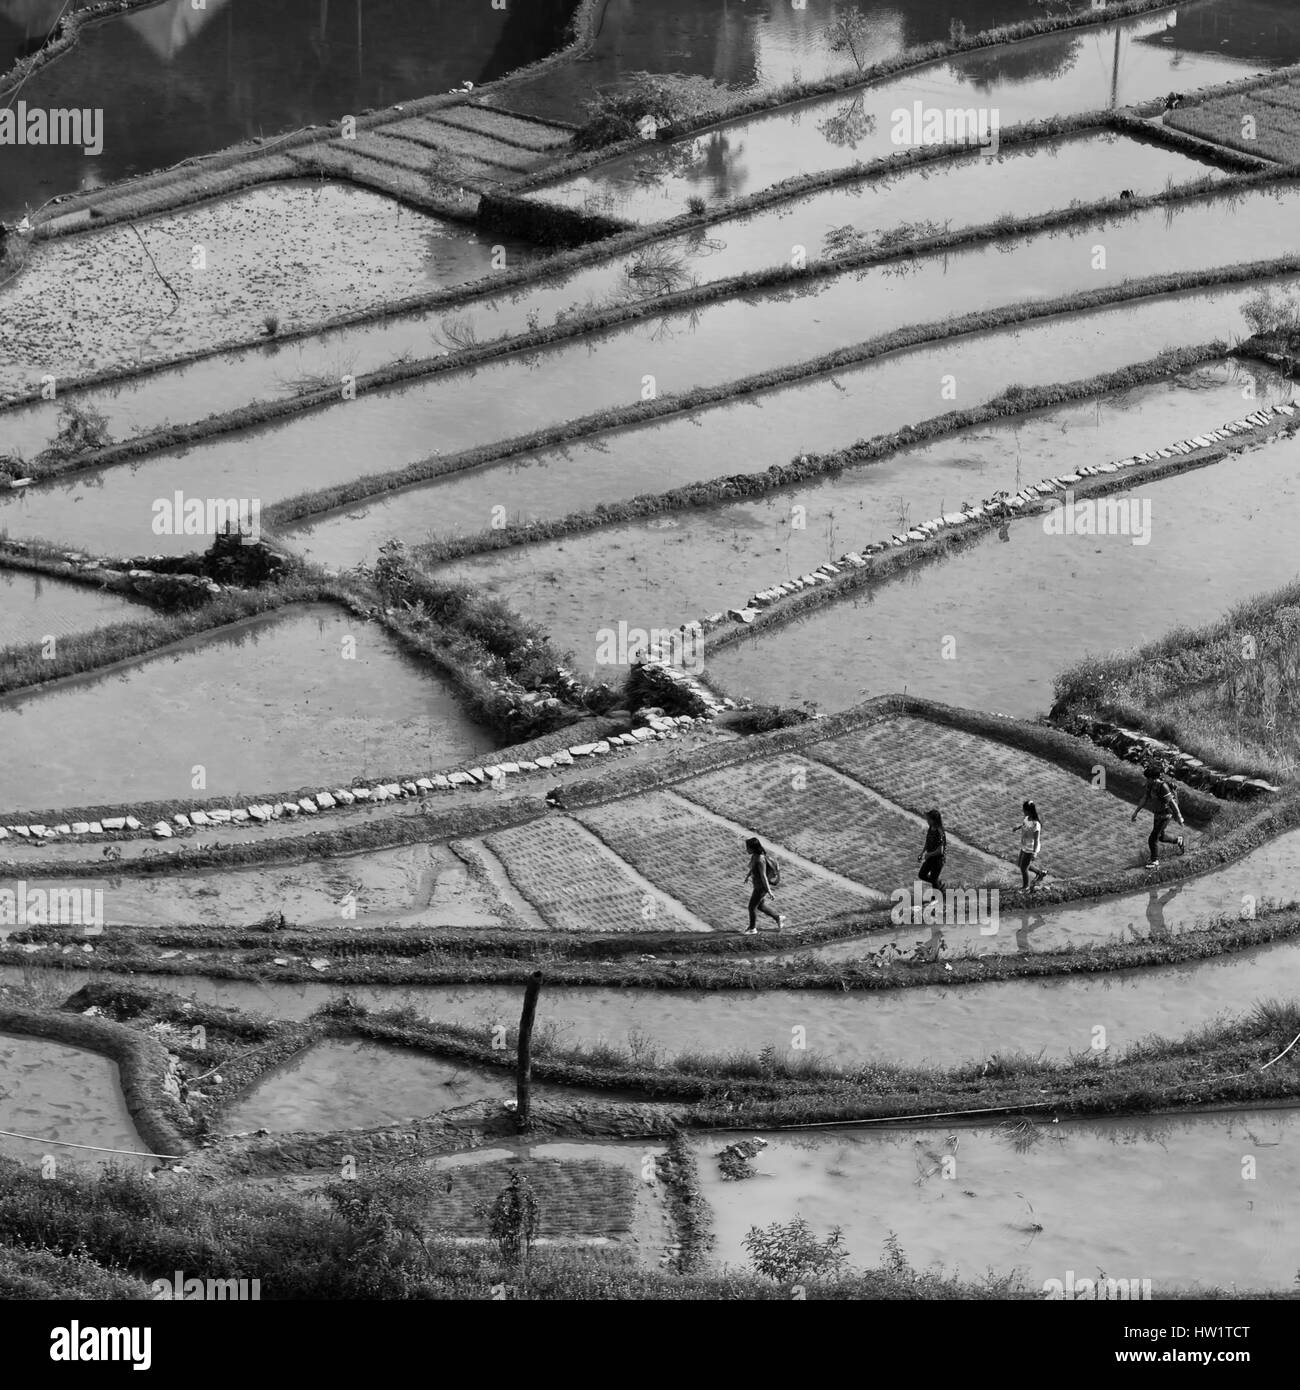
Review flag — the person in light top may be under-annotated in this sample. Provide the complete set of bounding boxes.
[1017,800,1048,891]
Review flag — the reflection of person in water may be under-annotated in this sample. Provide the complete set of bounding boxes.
[1015,911,1046,954]
[1144,883,1183,942]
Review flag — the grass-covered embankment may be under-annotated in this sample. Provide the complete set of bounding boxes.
[1053,579,1300,784]
[10,888,1298,995]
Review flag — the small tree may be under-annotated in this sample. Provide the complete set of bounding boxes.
[485,1169,540,1268]
[823,5,872,76]
[744,1216,850,1285]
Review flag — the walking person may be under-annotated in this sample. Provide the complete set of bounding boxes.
[1131,766,1186,868]
[743,836,786,934]
[917,808,947,895]
[1017,799,1048,891]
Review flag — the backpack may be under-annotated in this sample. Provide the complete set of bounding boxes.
[765,855,781,888]
[1153,778,1177,815]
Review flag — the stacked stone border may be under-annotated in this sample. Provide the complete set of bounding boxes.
[1055,715,1282,800]
[695,402,1299,648]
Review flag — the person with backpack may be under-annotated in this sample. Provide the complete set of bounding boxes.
[1131,766,1185,868]
[1017,799,1048,891]
[743,836,787,934]
[917,808,947,894]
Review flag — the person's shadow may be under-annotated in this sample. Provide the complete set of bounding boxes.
[1144,883,1183,942]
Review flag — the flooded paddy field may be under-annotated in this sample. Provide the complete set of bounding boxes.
[428,360,1291,670]
[284,279,1300,568]
[221,1037,640,1135]
[693,1107,1300,1291]
[12,177,1300,559]
[0,129,1226,456]
[706,430,1300,720]
[530,1,1277,219]
[0,1030,150,1169]
[0,566,153,650]
[9,932,1300,1068]
[0,182,539,393]
[0,603,492,811]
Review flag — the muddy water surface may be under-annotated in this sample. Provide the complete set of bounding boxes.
[694,1107,1300,1291]
[0,1030,151,1168]
[0,603,493,812]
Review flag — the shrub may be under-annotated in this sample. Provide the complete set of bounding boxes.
[575,73,725,149]
[35,403,112,464]
[1241,288,1300,341]
[744,1216,851,1284]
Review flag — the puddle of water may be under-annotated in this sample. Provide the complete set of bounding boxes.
[0,0,578,221]
[532,2,1269,220]
[10,933,1300,1068]
[693,1108,1300,1291]
[0,183,539,394]
[0,602,494,811]
[10,180,1298,559]
[220,1036,639,1133]
[0,129,1222,456]
[429,359,1291,673]
[0,566,153,650]
[0,1029,151,1169]
[707,429,1300,720]
[284,276,1300,568]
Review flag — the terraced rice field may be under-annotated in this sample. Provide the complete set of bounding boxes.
[0,183,538,391]
[1169,75,1300,163]
[675,754,1009,893]
[0,603,493,810]
[694,1110,1300,1289]
[529,2,1269,219]
[0,568,151,650]
[484,815,711,933]
[707,429,1300,720]
[577,789,882,930]
[811,718,1196,876]
[424,359,1291,662]
[11,181,1300,559]
[220,1039,630,1134]
[285,280,1300,569]
[8,0,1300,1306]
[0,129,1225,457]
[0,1032,150,1169]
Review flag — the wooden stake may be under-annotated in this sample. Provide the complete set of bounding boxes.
[516,971,543,1132]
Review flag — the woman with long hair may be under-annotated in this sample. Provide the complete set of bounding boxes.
[743,836,786,934]
[1017,799,1048,891]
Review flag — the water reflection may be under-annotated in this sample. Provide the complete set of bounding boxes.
[0,0,577,218]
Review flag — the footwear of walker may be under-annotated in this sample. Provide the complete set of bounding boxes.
[745,926,758,935]
[777,915,788,930]
[1146,860,1160,869]
[1176,837,1185,856]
